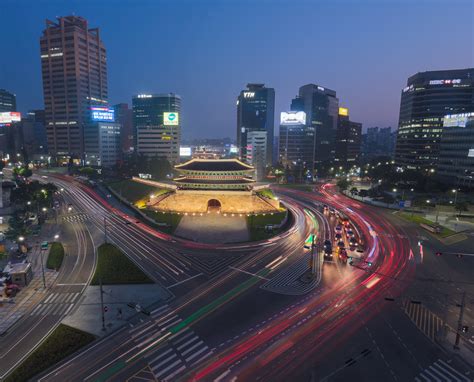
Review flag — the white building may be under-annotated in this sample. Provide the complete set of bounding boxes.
[84,122,121,167]
[246,131,267,181]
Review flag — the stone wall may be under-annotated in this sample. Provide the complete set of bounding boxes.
[150,191,280,214]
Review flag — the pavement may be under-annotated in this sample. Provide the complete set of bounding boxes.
[62,284,172,337]
[174,214,249,243]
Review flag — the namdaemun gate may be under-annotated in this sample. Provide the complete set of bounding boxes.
[141,158,281,214]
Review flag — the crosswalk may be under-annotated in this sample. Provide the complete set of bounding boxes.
[29,292,80,317]
[403,301,443,342]
[62,213,89,223]
[415,359,471,382]
[131,305,213,381]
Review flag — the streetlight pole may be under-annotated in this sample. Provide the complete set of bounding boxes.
[454,291,466,350]
[100,278,106,331]
[103,216,107,244]
[40,245,46,289]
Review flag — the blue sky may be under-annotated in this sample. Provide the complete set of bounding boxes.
[1,0,472,138]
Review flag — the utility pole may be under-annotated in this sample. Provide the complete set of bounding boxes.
[40,244,46,289]
[454,290,466,349]
[103,216,107,243]
[100,278,106,331]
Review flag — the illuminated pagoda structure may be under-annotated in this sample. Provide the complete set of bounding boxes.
[143,158,281,214]
[174,158,255,191]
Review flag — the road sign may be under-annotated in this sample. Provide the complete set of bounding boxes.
[399,201,405,208]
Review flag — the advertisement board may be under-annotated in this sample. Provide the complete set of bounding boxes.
[91,107,115,122]
[180,146,192,157]
[164,112,179,126]
[280,111,306,125]
[0,112,21,124]
[338,107,349,116]
[443,112,474,127]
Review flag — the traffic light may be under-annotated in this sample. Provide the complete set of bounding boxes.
[367,262,372,267]
[104,306,108,313]
[435,252,442,256]
[462,326,469,333]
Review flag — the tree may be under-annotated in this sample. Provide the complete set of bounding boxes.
[336,178,352,191]
[455,201,469,216]
[350,187,358,196]
[359,189,369,199]
[5,211,29,240]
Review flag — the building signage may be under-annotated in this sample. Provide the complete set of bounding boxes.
[429,79,462,85]
[229,145,239,154]
[338,107,349,117]
[243,92,255,98]
[468,149,474,158]
[0,112,21,124]
[443,112,474,128]
[180,146,192,157]
[137,94,152,98]
[163,112,179,126]
[91,107,115,122]
[280,111,306,125]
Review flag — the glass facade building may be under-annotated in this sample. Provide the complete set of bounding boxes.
[335,108,362,168]
[0,89,16,112]
[298,84,339,170]
[133,94,181,164]
[395,68,474,170]
[437,113,474,188]
[236,83,275,167]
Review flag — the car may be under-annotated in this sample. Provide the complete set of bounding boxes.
[323,205,329,213]
[335,233,342,241]
[337,240,345,248]
[349,237,358,247]
[335,225,342,233]
[339,249,348,263]
[346,229,354,238]
[329,208,336,215]
[323,240,332,254]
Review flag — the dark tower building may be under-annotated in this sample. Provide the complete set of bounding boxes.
[395,68,474,170]
[40,16,108,160]
[0,89,17,112]
[113,103,134,154]
[236,83,275,167]
[335,107,362,168]
[298,84,339,171]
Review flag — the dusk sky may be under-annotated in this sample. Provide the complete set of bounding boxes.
[1,0,473,139]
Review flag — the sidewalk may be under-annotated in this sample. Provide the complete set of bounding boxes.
[438,328,474,371]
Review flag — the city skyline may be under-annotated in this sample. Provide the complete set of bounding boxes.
[1,0,472,139]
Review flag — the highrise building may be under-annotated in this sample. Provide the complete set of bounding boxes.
[113,103,133,154]
[246,131,267,181]
[279,111,314,176]
[132,93,181,164]
[297,84,339,170]
[361,126,395,160]
[20,110,47,158]
[236,83,275,167]
[335,107,362,168]
[40,16,108,160]
[0,89,16,112]
[437,113,474,188]
[395,68,474,170]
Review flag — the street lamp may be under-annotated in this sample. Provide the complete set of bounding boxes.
[452,189,458,205]
[392,188,397,192]
[54,234,59,240]
[42,207,47,212]
[18,236,25,242]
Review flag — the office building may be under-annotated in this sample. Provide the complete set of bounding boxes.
[20,110,48,158]
[297,84,339,170]
[437,113,474,188]
[0,89,16,112]
[246,130,267,181]
[84,119,121,167]
[0,111,22,160]
[361,127,395,160]
[279,111,314,176]
[395,68,474,170]
[133,93,181,164]
[236,83,275,166]
[40,16,108,160]
[335,107,362,168]
[113,103,133,153]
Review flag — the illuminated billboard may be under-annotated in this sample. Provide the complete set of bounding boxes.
[0,112,21,124]
[280,111,306,125]
[164,112,179,126]
[443,112,474,128]
[91,107,115,122]
[339,107,349,116]
[229,145,239,154]
[180,146,192,157]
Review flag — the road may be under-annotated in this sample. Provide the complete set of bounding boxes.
[3,175,473,381]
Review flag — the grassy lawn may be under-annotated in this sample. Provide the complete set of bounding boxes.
[257,188,277,199]
[5,324,95,382]
[107,179,170,206]
[91,243,153,285]
[397,212,456,238]
[142,210,182,234]
[247,211,287,241]
[46,242,64,270]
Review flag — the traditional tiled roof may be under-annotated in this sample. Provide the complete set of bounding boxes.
[174,177,255,184]
[175,158,254,172]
